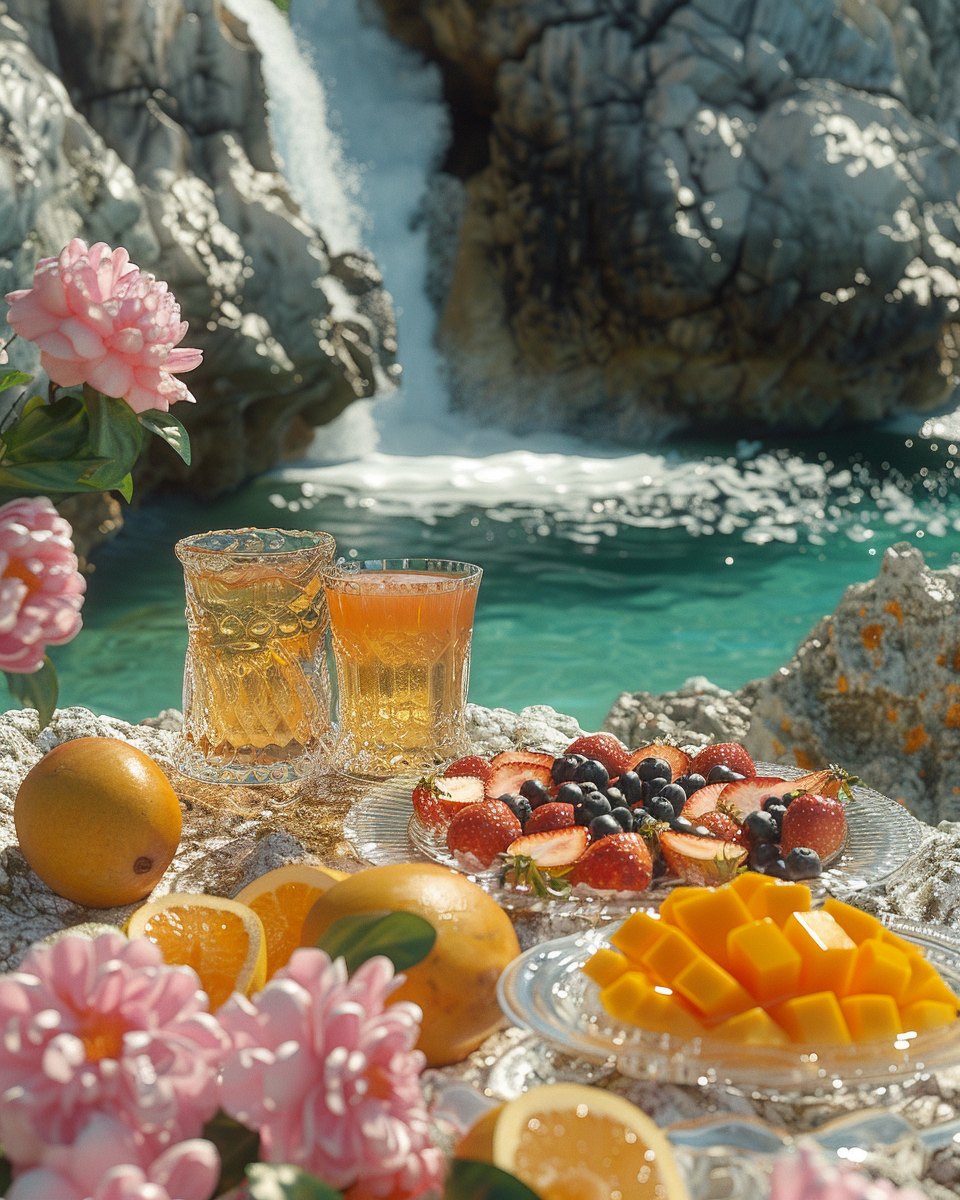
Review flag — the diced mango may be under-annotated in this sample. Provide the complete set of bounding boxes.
[901,956,960,1009]
[583,947,630,988]
[840,993,902,1042]
[631,986,705,1039]
[672,886,751,972]
[729,872,770,904]
[771,992,852,1045]
[658,886,703,927]
[848,940,912,1003]
[900,999,957,1034]
[783,910,857,996]
[672,954,755,1020]
[710,1006,790,1046]
[747,880,813,926]
[823,897,884,945]
[611,912,664,962]
[641,925,703,985]
[599,971,654,1023]
[878,928,925,960]
[727,918,802,1003]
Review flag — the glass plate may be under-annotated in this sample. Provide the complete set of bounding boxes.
[343,762,928,917]
[496,916,960,1092]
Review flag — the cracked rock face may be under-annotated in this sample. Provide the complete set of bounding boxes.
[0,0,396,498]
[397,0,960,438]
[603,675,753,749]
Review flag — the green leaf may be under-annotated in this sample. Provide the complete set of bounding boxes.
[444,1160,542,1200]
[82,384,143,473]
[4,657,58,729]
[2,393,88,463]
[245,1163,344,1200]
[315,910,437,977]
[0,368,33,393]
[116,472,134,503]
[202,1110,260,1196]
[20,394,47,419]
[0,1153,11,1195]
[139,408,191,465]
[0,458,119,498]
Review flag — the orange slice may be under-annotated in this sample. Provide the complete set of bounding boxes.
[456,1082,688,1200]
[126,893,267,1010]
[235,863,349,979]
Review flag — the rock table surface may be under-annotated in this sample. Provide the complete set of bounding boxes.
[3,703,960,1194]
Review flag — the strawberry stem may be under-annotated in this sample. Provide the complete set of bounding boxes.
[499,854,573,899]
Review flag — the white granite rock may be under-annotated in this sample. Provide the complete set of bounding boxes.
[603,675,753,749]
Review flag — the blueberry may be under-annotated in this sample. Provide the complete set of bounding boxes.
[765,803,787,832]
[780,789,802,808]
[610,806,634,832]
[617,771,643,805]
[498,794,532,824]
[550,754,583,784]
[574,793,611,825]
[640,778,665,803]
[764,858,790,880]
[636,756,673,783]
[605,787,625,808]
[579,781,600,795]
[748,841,781,870]
[707,764,743,784]
[693,825,712,838]
[555,782,584,805]
[760,795,783,811]
[659,782,688,817]
[632,809,657,830]
[678,773,707,796]
[646,796,675,823]
[574,758,609,789]
[784,847,822,880]
[670,816,694,834]
[589,813,623,841]
[745,810,780,843]
[520,779,551,807]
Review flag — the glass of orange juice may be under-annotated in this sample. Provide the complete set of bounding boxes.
[324,558,483,776]
[175,528,336,785]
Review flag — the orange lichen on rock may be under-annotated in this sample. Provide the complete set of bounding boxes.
[837,674,848,693]
[884,600,903,623]
[794,748,817,769]
[903,726,929,754]
[861,623,884,650]
[945,704,960,728]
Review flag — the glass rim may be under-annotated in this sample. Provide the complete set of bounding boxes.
[175,527,336,561]
[322,556,482,585]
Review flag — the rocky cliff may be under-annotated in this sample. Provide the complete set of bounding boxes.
[394,0,960,440]
[0,0,396,498]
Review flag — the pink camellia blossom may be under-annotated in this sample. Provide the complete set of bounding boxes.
[769,1142,926,1200]
[0,933,229,1169]
[219,949,444,1199]
[5,239,202,413]
[0,496,85,673]
[7,1114,220,1200]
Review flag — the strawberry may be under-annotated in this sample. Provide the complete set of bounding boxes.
[696,811,748,847]
[715,776,795,818]
[489,750,555,770]
[568,833,652,892]
[624,742,690,781]
[524,802,575,834]
[443,755,493,782]
[485,760,553,801]
[411,774,485,832]
[446,799,522,867]
[780,792,847,860]
[789,766,859,801]
[564,734,631,777]
[678,782,727,820]
[505,826,589,867]
[659,831,748,885]
[691,743,756,780]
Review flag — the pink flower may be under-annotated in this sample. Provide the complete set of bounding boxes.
[770,1143,926,1200]
[0,346,8,364]
[5,239,201,413]
[0,496,85,673]
[0,933,229,1169]
[6,1115,219,1200]
[219,950,444,1199]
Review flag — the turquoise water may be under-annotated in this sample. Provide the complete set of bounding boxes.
[47,427,960,732]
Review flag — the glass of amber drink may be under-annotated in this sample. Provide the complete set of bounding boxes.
[175,528,336,785]
[324,558,482,776]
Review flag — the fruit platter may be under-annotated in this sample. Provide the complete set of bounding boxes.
[346,734,927,914]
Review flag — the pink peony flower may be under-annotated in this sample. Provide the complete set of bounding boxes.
[770,1143,926,1200]
[219,950,444,1199]
[0,496,85,673]
[6,1115,220,1200]
[5,239,202,413]
[0,933,229,1169]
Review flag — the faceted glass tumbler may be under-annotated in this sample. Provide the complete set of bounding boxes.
[175,528,336,785]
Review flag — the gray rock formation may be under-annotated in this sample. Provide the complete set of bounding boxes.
[394,0,960,438]
[603,675,753,749]
[0,0,396,498]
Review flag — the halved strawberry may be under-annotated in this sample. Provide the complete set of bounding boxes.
[489,750,555,770]
[505,826,589,867]
[624,743,690,781]
[446,799,522,867]
[484,760,553,801]
[524,802,575,834]
[569,833,652,892]
[691,743,756,780]
[411,774,485,832]
[696,811,748,847]
[443,755,493,783]
[564,734,631,777]
[716,776,796,818]
[679,782,727,820]
[790,766,859,801]
[659,831,748,886]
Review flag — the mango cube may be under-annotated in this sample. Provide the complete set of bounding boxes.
[727,918,802,1003]
[840,993,902,1042]
[599,972,654,1023]
[729,872,770,904]
[878,927,924,960]
[711,1005,790,1046]
[658,886,702,926]
[583,947,630,988]
[771,992,852,1045]
[783,910,857,996]
[672,886,751,971]
[641,925,702,985]
[672,954,755,1020]
[823,897,884,945]
[901,956,960,1009]
[747,880,813,926]
[900,999,958,1034]
[848,940,912,1003]
[631,986,705,1039]
[611,912,663,962]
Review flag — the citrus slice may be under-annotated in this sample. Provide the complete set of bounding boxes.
[456,1082,688,1200]
[235,863,349,980]
[126,893,267,1010]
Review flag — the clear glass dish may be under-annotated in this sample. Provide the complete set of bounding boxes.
[496,915,960,1093]
[344,762,928,918]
